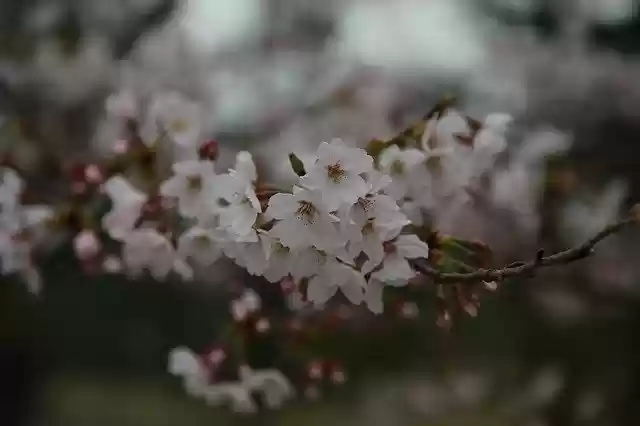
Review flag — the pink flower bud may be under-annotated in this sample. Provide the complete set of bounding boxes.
[307,360,323,380]
[280,276,296,294]
[231,301,248,322]
[198,140,219,161]
[255,318,271,333]
[74,230,101,260]
[102,256,123,274]
[84,164,104,184]
[206,348,226,366]
[113,139,129,155]
[399,302,419,319]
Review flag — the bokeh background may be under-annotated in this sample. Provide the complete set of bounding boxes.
[3,0,640,425]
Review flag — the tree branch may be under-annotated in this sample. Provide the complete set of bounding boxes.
[415,212,639,284]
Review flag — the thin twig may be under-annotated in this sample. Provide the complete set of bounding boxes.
[415,215,638,284]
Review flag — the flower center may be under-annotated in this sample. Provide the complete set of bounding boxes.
[326,162,346,183]
[170,118,190,133]
[362,219,375,235]
[187,175,202,191]
[390,160,405,176]
[357,197,374,213]
[296,201,317,224]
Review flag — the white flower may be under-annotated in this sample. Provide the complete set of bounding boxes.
[0,182,53,295]
[102,176,147,241]
[122,229,192,280]
[145,91,203,147]
[217,152,262,239]
[203,381,257,414]
[260,239,296,283]
[230,289,261,321]
[467,113,512,177]
[168,347,209,398]
[266,188,343,252]
[371,235,429,284]
[223,231,271,276]
[160,160,219,219]
[306,255,366,307]
[238,366,296,409]
[342,195,410,273]
[378,145,426,200]
[301,139,373,210]
[0,167,23,212]
[177,226,224,267]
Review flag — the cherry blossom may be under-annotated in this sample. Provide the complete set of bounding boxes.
[102,176,148,241]
[177,226,224,267]
[237,365,296,409]
[160,159,220,219]
[301,139,373,210]
[266,188,343,252]
[371,235,430,285]
[217,152,262,239]
[378,145,426,200]
[168,347,210,398]
[145,91,204,147]
[122,228,192,280]
[306,256,367,307]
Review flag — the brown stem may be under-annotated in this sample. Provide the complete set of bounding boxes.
[415,213,638,284]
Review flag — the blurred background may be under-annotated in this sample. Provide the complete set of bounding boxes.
[3,0,640,425]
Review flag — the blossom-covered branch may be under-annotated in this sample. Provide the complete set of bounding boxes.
[3,90,636,414]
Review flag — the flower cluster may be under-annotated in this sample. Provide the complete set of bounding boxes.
[168,346,295,413]
[0,166,53,294]
[100,99,521,315]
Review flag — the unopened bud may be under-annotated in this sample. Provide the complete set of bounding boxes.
[307,360,323,380]
[84,164,104,184]
[112,139,129,155]
[463,302,479,318]
[102,255,123,274]
[280,276,296,294]
[483,281,498,291]
[436,309,453,331]
[206,348,226,366]
[288,153,306,177]
[74,230,101,260]
[399,301,419,319]
[255,318,271,333]
[198,140,219,161]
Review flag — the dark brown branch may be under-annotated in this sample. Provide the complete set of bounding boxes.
[415,214,639,284]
